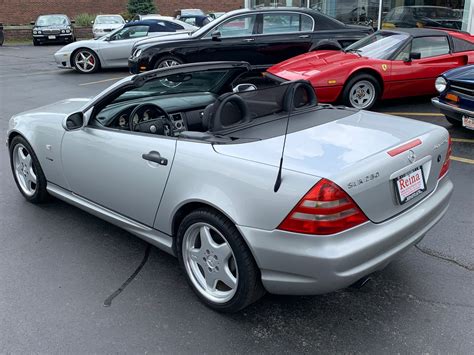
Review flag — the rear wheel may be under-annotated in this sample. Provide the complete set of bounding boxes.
[342,73,381,110]
[72,48,100,73]
[154,55,184,69]
[445,115,462,127]
[177,208,264,312]
[9,136,49,203]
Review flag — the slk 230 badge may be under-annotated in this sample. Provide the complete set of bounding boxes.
[348,172,380,189]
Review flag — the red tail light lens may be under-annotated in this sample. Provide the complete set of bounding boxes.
[438,135,452,179]
[278,179,368,235]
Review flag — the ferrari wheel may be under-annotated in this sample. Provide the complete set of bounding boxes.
[177,208,265,312]
[343,74,381,110]
[72,49,100,74]
[9,136,49,203]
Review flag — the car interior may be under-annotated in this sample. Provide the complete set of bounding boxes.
[90,70,326,142]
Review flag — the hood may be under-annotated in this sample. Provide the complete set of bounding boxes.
[444,65,474,83]
[55,39,101,53]
[13,98,90,119]
[135,32,193,48]
[93,23,123,30]
[35,24,70,29]
[268,51,362,79]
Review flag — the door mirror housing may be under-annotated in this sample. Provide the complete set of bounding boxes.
[30,21,35,25]
[233,83,257,93]
[406,52,421,61]
[211,30,221,41]
[64,112,84,131]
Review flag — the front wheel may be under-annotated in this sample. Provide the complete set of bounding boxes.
[154,55,184,69]
[72,48,100,73]
[342,74,381,110]
[177,209,265,312]
[9,136,49,203]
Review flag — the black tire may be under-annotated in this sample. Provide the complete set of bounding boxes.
[33,38,40,46]
[342,73,381,110]
[9,135,50,203]
[176,208,265,312]
[445,115,462,127]
[154,55,184,69]
[72,48,100,74]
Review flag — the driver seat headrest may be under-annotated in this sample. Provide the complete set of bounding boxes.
[282,81,318,112]
[202,93,250,132]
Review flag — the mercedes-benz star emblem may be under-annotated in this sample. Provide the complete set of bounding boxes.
[408,150,416,163]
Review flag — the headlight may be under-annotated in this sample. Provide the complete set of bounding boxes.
[134,49,142,58]
[435,76,447,93]
[66,29,71,33]
[61,29,66,33]
[33,30,37,34]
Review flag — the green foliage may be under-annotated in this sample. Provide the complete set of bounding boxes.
[74,13,96,27]
[127,0,156,16]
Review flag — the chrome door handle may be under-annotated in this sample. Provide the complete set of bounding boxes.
[299,34,310,39]
[242,38,255,42]
[142,151,168,166]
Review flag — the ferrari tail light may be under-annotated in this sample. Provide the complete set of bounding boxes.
[278,179,368,235]
[438,135,452,180]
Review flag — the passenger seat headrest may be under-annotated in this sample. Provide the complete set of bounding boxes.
[282,80,318,112]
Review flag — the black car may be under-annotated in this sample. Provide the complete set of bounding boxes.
[383,6,463,30]
[32,14,75,46]
[0,23,4,46]
[129,8,373,73]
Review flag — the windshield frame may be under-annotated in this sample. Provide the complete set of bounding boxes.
[345,31,412,60]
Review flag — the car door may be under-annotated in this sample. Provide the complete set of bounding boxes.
[256,12,315,65]
[99,24,150,67]
[193,13,262,64]
[61,127,176,227]
[388,35,460,97]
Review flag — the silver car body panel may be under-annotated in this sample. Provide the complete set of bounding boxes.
[7,63,454,295]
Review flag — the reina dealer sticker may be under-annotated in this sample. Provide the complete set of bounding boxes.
[395,167,425,204]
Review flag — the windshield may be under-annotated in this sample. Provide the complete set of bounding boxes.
[95,16,124,25]
[115,70,235,103]
[345,32,409,59]
[36,15,68,26]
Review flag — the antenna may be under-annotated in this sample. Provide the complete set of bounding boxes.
[274,84,295,193]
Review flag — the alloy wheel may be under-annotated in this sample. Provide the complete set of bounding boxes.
[349,80,376,109]
[13,143,37,197]
[157,59,181,68]
[182,222,238,304]
[74,50,97,73]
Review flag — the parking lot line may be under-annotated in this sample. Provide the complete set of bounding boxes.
[451,138,474,144]
[383,112,444,117]
[79,77,127,86]
[450,156,474,164]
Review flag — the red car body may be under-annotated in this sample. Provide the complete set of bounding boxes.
[268,29,474,105]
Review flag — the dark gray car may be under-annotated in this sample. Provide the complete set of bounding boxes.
[32,14,75,46]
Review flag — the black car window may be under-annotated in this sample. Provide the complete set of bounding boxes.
[412,36,450,58]
[452,37,474,52]
[163,21,184,31]
[262,13,314,34]
[111,25,149,40]
[182,17,197,26]
[209,14,257,38]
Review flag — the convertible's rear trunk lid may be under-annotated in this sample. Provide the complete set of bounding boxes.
[214,109,450,223]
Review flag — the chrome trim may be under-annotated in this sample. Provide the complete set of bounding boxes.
[46,183,175,256]
[451,84,474,94]
[432,97,474,117]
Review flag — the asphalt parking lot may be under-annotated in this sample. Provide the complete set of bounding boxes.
[1,44,473,353]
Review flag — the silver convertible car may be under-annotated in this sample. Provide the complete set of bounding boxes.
[7,62,453,312]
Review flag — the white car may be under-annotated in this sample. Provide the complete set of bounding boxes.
[54,19,198,74]
[92,15,125,39]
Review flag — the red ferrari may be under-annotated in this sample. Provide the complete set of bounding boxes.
[267,28,474,110]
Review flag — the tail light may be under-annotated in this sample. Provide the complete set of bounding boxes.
[438,135,452,179]
[278,179,368,235]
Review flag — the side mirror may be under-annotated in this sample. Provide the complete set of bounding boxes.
[91,20,94,25]
[30,21,35,25]
[64,112,84,131]
[233,83,257,93]
[409,52,421,61]
[71,20,75,24]
[211,30,221,41]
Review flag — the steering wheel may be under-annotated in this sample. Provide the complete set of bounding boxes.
[129,103,174,136]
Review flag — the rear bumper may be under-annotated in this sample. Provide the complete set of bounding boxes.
[432,97,474,121]
[238,177,453,295]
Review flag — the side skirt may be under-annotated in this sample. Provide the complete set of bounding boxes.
[47,183,175,256]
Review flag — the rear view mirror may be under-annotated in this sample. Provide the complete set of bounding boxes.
[64,112,84,131]
[211,30,221,41]
[233,83,257,93]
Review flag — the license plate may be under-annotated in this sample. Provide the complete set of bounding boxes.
[395,167,426,204]
[462,116,474,130]
[48,35,56,39]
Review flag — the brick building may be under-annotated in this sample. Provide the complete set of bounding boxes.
[1,0,245,25]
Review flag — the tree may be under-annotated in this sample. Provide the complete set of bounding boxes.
[127,0,156,16]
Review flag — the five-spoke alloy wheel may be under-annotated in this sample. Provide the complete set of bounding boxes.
[154,55,184,69]
[177,208,264,312]
[9,136,49,203]
[342,74,381,110]
[73,49,99,74]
